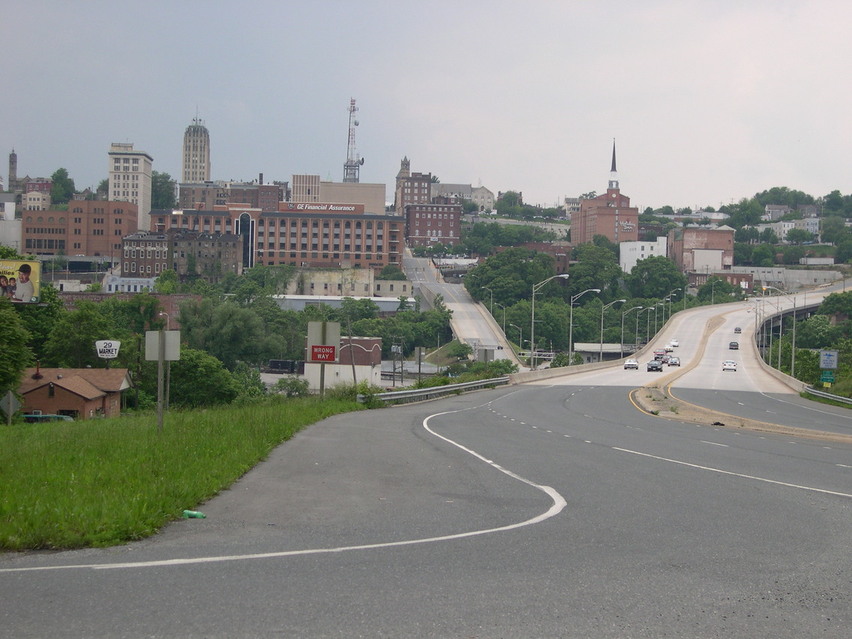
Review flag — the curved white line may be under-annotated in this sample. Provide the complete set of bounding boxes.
[1,397,566,574]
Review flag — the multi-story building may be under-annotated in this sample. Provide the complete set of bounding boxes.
[619,237,668,273]
[291,174,321,203]
[182,117,210,183]
[121,231,169,281]
[178,177,286,213]
[150,203,403,272]
[471,186,495,212]
[22,200,137,258]
[292,174,385,214]
[571,143,639,245]
[404,202,462,247]
[394,158,432,216]
[108,142,153,232]
[667,225,735,273]
[22,191,50,211]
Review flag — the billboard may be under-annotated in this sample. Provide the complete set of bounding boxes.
[0,260,41,304]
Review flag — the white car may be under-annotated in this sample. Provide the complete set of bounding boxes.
[664,343,674,352]
[722,360,737,372]
[670,339,679,347]
[624,359,639,370]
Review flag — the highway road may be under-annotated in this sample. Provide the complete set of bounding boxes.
[2,297,851,637]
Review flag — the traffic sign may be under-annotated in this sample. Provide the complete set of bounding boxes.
[820,370,836,383]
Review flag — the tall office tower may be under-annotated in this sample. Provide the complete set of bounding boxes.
[182,117,211,183]
[108,142,154,231]
[8,148,17,191]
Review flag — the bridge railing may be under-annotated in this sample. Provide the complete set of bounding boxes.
[359,377,511,406]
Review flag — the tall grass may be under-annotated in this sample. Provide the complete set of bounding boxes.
[0,396,362,550]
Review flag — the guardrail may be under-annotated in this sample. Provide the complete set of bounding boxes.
[803,386,852,405]
[360,377,511,405]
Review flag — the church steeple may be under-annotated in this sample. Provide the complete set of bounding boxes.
[608,138,619,191]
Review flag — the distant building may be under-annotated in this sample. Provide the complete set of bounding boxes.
[108,142,153,232]
[394,158,432,216]
[620,237,668,273]
[22,200,137,258]
[292,174,385,214]
[150,203,403,272]
[18,367,132,420]
[404,202,462,247]
[571,142,639,245]
[182,117,211,183]
[179,177,286,213]
[667,225,735,273]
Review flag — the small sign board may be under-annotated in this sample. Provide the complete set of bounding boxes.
[310,345,337,362]
[95,340,121,359]
[820,370,836,383]
[145,331,181,361]
[820,350,838,370]
[306,321,340,363]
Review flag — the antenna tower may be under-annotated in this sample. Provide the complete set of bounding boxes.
[343,98,363,183]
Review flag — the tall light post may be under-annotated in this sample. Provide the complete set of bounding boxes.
[599,299,626,362]
[636,306,652,348]
[568,288,600,365]
[621,306,643,358]
[509,323,523,356]
[667,288,681,322]
[481,286,493,314]
[531,274,569,369]
[495,302,506,334]
[654,300,665,334]
[158,311,171,411]
[709,279,720,306]
[645,306,653,344]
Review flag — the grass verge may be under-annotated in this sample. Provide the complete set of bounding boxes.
[0,396,361,551]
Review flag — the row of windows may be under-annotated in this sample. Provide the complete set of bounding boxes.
[25,239,66,249]
[414,212,456,219]
[124,262,165,274]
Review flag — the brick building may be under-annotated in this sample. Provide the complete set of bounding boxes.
[178,178,286,212]
[18,367,132,420]
[571,142,639,245]
[404,202,462,247]
[22,200,137,257]
[122,229,242,283]
[150,203,403,272]
[667,225,735,273]
[394,157,432,216]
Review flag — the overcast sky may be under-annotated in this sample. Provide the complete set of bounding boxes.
[3,1,850,211]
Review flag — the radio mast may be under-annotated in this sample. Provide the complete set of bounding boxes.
[343,98,363,183]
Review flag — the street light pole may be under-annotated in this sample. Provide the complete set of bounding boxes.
[667,288,681,322]
[568,288,600,365]
[481,286,493,314]
[599,299,626,362]
[531,274,569,370]
[495,302,506,333]
[509,323,523,356]
[158,311,171,411]
[621,306,643,358]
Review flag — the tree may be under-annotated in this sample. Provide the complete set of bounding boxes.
[43,302,130,368]
[820,216,848,245]
[751,244,775,267]
[784,229,814,245]
[154,269,179,294]
[624,256,686,299]
[379,264,407,280]
[0,299,33,393]
[168,348,241,408]
[50,168,76,204]
[151,171,176,209]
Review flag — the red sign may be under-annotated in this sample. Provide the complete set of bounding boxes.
[310,345,337,362]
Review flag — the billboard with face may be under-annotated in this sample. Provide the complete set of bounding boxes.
[0,260,41,304]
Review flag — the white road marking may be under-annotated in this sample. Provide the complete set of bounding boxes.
[700,440,729,447]
[0,399,567,575]
[613,447,852,499]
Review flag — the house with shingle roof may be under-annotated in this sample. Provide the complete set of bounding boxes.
[18,367,132,420]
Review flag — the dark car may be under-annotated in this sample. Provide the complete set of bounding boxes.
[734,327,742,334]
[647,360,663,372]
[729,341,739,350]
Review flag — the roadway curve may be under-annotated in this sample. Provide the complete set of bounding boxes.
[1,297,850,637]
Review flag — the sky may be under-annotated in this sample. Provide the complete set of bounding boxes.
[2,1,850,211]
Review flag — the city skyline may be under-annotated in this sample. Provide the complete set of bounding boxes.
[2,1,850,211]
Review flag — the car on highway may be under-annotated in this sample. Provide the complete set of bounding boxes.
[653,350,667,360]
[722,360,738,371]
[670,339,679,347]
[734,327,742,334]
[729,341,739,350]
[624,359,639,369]
[668,356,680,366]
[664,343,674,352]
[647,359,663,372]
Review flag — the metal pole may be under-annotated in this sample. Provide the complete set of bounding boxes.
[531,284,536,370]
[791,300,797,378]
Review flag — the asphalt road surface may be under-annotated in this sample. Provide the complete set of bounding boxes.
[2,299,851,638]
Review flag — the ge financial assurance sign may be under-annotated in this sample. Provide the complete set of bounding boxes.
[307,321,340,364]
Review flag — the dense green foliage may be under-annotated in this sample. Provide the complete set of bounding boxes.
[0,396,361,549]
